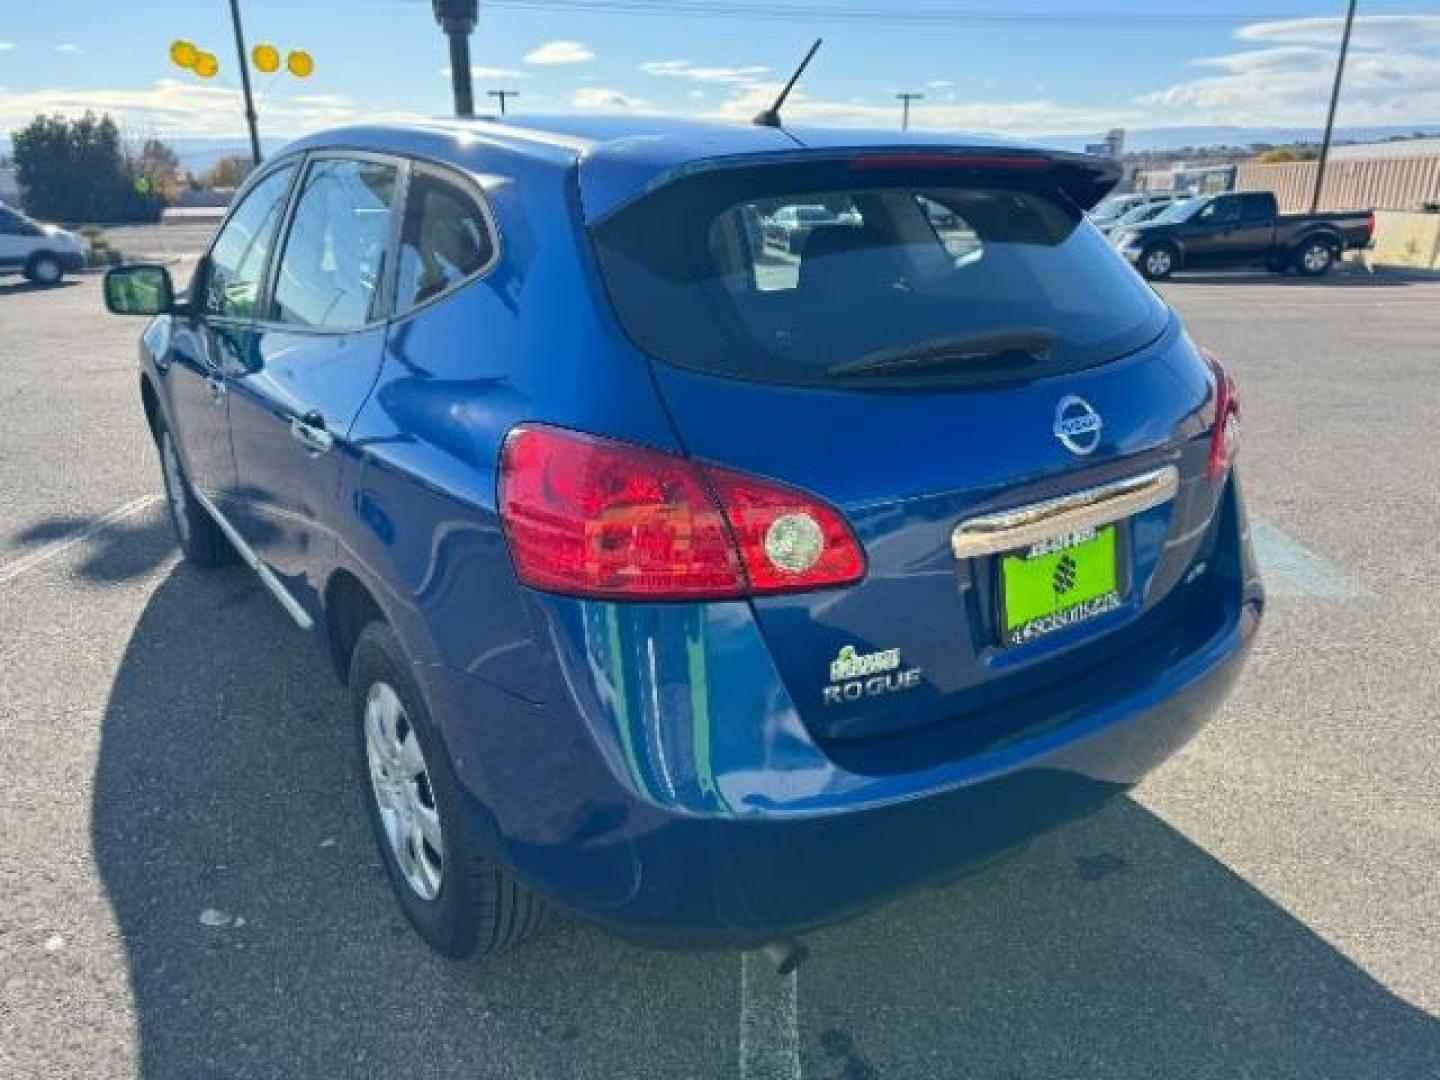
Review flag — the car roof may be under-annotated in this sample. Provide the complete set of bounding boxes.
[288,114,1119,220]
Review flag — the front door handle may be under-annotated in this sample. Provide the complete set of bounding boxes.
[207,375,226,405]
[290,410,334,455]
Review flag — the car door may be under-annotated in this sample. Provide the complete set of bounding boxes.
[224,152,404,615]
[164,162,298,506]
[1230,192,1277,261]
[1184,195,1244,265]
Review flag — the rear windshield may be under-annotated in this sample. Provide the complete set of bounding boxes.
[591,160,1170,388]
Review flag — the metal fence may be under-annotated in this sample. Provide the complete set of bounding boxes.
[1234,157,1440,213]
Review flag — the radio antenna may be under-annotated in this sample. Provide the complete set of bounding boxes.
[753,38,822,128]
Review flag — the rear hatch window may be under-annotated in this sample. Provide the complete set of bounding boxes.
[591,157,1169,389]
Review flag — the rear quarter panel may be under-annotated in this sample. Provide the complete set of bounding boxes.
[338,144,680,706]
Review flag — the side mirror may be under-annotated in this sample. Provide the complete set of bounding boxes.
[103,264,176,317]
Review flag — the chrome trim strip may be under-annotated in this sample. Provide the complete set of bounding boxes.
[951,465,1180,559]
[190,488,315,629]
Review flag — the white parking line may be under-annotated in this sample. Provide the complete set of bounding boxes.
[0,496,159,587]
[739,952,801,1080]
[1251,519,1363,599]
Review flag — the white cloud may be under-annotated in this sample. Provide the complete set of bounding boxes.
[1137,15,1440,127]
[524,40,593,65]
[440,66,528,80]
[0,79,424,140]
[0,42,16,52]
[55,43,82,54]
[701,80,1132,135]
[571,86,653,113]
[926,80,954,90]
[639,60,768,85]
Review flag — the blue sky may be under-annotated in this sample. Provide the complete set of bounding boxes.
[2,1,1439,144]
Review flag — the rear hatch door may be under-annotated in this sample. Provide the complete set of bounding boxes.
[589,151,1224,743]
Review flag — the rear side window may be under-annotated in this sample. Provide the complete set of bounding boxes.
[271,157,399,330]
[592,161,1169,387]
[203,163,295,320]
[394,168,494,315]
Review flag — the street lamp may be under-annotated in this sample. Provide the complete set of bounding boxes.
[433,0,479,117]
[488,89,519,116]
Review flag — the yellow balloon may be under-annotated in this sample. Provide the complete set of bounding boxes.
[193,51,219,79]
[286,50,314,78]
[252,43,280,74]
[170,39,198,69]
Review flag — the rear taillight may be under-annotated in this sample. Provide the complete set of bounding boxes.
[1202,348,1240,480]
[498,424,866,600]
[1366,211,1377,242]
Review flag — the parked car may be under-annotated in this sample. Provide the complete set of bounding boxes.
[1087,191,1175,230]
[0,203,88,285]
[1115,191,1374,280]
[103,116,1262,959]
[1098,196,1181,238]
[762,203,846,253]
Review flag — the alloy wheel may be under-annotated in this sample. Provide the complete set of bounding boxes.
[364,681,445,901]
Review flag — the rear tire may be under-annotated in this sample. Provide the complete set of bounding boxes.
[157,422,230,567]
[24,254,64,286]
[1295,238,1336,276]
[1139,244,1176,281]
[350,622,545,958]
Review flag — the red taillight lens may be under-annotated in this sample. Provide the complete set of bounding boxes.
[1202,348,1240,480]
[498,424,866,600]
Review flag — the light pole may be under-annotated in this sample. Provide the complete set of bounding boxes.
[227,0,263,165]
[1311,0,1358,213]
[896,92,923,132]
[488,89,519,115]
[433,0,479,117]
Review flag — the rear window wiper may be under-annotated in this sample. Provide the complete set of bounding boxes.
[825,328,1057,379]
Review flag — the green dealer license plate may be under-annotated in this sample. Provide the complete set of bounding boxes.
[1000,525,1123,647]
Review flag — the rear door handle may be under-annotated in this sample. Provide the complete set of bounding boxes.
[290,410,334,455]
[207,375,226,405]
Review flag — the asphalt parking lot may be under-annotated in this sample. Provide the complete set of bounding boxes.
[1,262,1437,1079]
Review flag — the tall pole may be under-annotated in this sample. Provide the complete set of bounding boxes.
[434,0,479,117]
[1311,0,1358,213]
[896,92,923,132]
[488,89,518,115]
[227,0,263,165]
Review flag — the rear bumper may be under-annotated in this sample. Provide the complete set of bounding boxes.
[425,481,1263,947]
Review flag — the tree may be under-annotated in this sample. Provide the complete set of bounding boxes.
[200,154,251,190]
[130,137,183,202]
[9,112,163,223]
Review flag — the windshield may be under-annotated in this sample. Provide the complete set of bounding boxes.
[1154,196,1205,224]
[1116,202,1165,226]
[1090,194,1137,220]
[592,161,1169,388]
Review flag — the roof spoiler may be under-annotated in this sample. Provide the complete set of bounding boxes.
[837,147,1122,212]
[584,145,1123,225]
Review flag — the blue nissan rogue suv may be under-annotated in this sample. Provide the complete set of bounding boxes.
[103,116,1262,958]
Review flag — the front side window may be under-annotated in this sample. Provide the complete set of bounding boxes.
[393,168,494,315]
[0,209,35,235]
[203,164,296,320]
[271,157,400,330]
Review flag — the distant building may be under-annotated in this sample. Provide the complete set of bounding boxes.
[1329,136,1440,161]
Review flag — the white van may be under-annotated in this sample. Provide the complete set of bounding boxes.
[0,203,88,285]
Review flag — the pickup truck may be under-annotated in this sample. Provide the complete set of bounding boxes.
[1114,191,1373,280]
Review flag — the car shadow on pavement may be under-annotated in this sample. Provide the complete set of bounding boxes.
[0,279,83,297]
[94,551,1440,1080]
[10,511,169,583]
[1165,270,1416,288]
